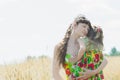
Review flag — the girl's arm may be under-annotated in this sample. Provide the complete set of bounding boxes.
[68,38,86,64]
[52,44,65,80]
[94,57,108,74]
[76,57,108,80]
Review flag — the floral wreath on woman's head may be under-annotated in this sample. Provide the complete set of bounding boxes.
[93,26,102,39]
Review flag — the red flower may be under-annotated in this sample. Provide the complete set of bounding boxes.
[65,68,71,75]
[100,74,104,79]
[94,54,99,62]
[78,62,83,67]
[94,58,99,62]
[95,54,99,58]
[88,63,94,70]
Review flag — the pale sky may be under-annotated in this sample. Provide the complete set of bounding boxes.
[0,0,120,64]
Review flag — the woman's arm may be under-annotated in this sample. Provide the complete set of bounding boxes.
[52,44,65,80]
[94,57,108,74]
[69,38,86,64]
[76,57,108,79]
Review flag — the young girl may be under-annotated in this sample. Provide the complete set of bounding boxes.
[64,26,106,80]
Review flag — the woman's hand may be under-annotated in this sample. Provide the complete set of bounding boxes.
[76,68,96,80]
[76,58,108,80]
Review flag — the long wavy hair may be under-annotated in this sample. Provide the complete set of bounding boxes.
[93,26,103,45]
[57,16,94,66]
[91,26,104,48]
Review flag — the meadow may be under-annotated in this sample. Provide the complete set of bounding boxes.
[0,56,120,80]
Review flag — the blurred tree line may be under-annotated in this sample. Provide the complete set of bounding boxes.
[26,55,48,60]
[25,47,120,58]
[110,47,120,56]
[104,47,120,56]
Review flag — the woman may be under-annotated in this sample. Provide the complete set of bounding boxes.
[52,15,107,80]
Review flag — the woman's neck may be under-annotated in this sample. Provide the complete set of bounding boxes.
[69,33,79,43]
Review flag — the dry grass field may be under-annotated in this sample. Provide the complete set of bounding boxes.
[103,56,120,80]
[0,56,120,80]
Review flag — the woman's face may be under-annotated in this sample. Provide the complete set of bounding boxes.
[75,23,89,38]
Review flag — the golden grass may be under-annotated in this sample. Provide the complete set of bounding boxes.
[0,57,52,80]
[103,56,120,80]
[0,56,120,80]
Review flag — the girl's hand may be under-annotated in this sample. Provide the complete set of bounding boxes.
[76,68,96,80]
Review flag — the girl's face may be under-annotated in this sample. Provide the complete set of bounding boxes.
[74,23,89,38]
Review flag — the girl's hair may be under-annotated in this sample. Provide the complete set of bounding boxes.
[57,24,72,66]
[57,15,94,66]
[86,26,104,51]
[93,26,103,45]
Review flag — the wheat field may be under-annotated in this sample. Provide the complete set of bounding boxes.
[0,56,120,80]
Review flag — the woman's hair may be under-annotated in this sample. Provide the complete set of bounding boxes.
[57,15,94,66]
[93,26,103,45]
[91,26,104,46]
[86,26,104,51]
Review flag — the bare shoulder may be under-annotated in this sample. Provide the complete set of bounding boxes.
[53,42,63,67]
[54,41,63,56]
[54,43,61,51]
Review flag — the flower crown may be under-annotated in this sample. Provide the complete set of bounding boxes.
[93,26,102,39]
[97,27,101,32]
